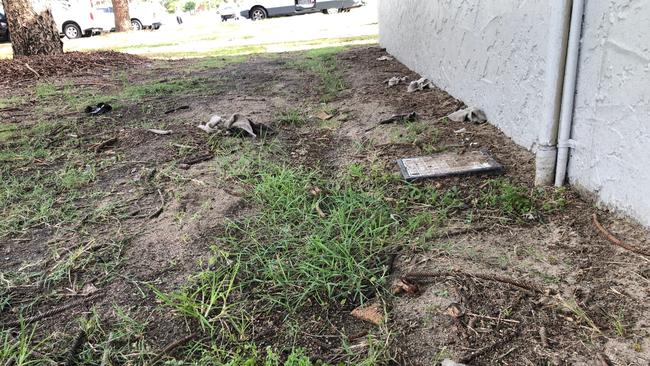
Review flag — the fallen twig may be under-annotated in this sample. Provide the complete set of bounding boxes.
[466,313,520,324]
[24,63,41,78]
[149,189,165,219]
[1,293,104,328]
[592,214,649,257]
[148,333,197,365]
[404,270,546,294]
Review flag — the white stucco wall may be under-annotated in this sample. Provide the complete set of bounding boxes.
[378,0,551,150]
[379,0,650,227]
[569,1,650,227]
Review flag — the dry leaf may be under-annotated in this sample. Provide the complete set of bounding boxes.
[391,278,419,295]
[444,303,464,318]
[316,111,333,121]
[351,302,383,325]
[81,283,99,296]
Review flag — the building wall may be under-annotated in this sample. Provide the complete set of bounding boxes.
[379,0,650,227]
[378,0,551,150]
[569,1,650,226]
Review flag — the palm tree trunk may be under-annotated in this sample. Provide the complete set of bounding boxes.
[112,0,131,32]
[1,0,63,58]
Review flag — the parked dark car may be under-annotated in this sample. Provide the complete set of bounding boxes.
[0,12,9,42]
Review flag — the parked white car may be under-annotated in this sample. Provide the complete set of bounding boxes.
[240,0,365,20]
[50,0,101,39]
[94,2,163,32]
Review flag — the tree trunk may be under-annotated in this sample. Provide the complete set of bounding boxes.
[1,0,63,58]
[112,0,131,32]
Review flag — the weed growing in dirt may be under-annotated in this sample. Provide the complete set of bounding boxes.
[0,324,52,365]
[223,164,395,309]
[277,108,307,125]
[293,47,345,102]
[472,179,569,221]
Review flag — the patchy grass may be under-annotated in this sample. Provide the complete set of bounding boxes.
[292,47,346,102]
[277,108,308,126]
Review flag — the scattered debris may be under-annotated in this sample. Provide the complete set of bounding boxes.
[391,278,419,295]
[80,283,99,296]
[316,110,334,120]
[376,55,393,61]
[397,150,503,181]
[592,213,650,257]
[85,102,113,116]
[454,128,467,134]
[147,129,172,135]
[164,105,190,114]
[94,137,118,153]
[0,51,146,85]
[407,77,433,93]
[384,76,408,87]
[441,360,467,366]
[448,107,487,124]
[351,301,383,325]
[198,113,271,138]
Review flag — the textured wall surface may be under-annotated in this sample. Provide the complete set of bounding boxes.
[378,0,550,149]
[569,0,650,226]
[379,0,650,226]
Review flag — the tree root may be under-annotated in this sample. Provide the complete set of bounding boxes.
[403,270,547,294]
[592,214,649,257]
[148,333,198,366]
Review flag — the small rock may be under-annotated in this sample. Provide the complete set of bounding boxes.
[442,359,467,366]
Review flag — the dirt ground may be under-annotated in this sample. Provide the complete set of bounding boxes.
[0,46,649,365]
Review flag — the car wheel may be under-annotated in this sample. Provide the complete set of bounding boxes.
[250,7,267,21]
[322,9,329,14]
[131,19,143,31]
[64,23,82,39]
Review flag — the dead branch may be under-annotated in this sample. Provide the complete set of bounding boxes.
[592,214,649,257]
[404,270,546,294]
[1,293,104,328]
[148,333,197,366]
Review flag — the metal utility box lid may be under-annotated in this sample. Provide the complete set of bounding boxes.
[397,150,502,181]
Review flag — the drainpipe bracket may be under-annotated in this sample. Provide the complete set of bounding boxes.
[558,139,577,149]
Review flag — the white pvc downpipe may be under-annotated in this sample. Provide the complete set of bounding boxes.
[535,0,572,186]
[554,0,585,186]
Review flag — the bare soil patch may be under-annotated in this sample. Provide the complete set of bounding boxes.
[0,47,648,365]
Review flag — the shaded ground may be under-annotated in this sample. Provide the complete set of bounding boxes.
[0,46,649,365]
